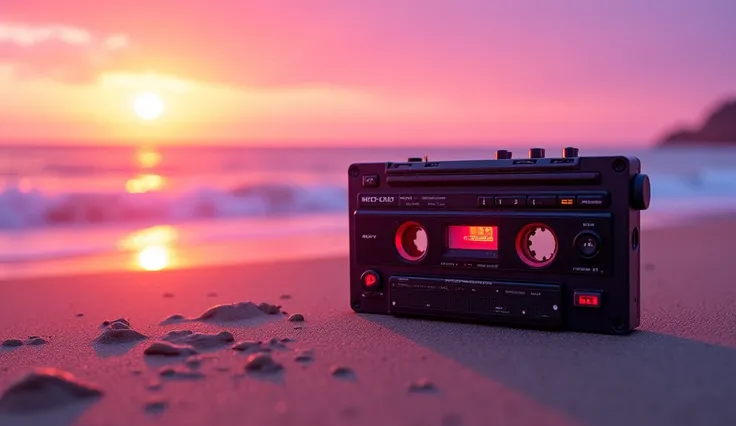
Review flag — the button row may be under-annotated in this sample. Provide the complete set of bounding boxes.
[478,194,608,208]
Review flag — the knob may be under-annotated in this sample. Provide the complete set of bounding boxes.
[407,157,423,162]
[495,149,512,159]
[631,174,650,210]
[574,231,601,259]
[563,147,579,158]
[529,148,545,159]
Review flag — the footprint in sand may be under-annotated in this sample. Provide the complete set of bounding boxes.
[0,368,103,413]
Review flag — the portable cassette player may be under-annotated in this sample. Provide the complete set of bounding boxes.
[347,147,650,335]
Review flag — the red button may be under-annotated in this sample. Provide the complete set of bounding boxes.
[574,291,601,308]
[361,270,381,290]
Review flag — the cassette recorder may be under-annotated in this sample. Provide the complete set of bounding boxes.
[348,147,650,335]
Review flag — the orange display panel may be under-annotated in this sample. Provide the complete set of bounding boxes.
[447,225,499,251]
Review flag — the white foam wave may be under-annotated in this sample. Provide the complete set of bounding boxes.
[0,183,348,229]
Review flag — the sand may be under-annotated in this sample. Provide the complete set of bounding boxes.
[1,219,735,426]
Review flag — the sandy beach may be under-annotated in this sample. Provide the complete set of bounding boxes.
[1,219,735,426]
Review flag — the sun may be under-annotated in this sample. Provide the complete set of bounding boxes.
[133,92,164,121]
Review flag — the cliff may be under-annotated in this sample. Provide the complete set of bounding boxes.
[660,99,736,146]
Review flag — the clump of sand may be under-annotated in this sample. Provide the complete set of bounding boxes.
[162,330,234,349]
[27,337,47,346]
[94,318,147,344]
[159,314,185,325]
[159,301,283,325]
[244,353,283,374]
[232,336,292,354]
[197,302,281,321]
[143,342,198,357]
[231,340,265,352]
[0,368,103,413]
[159,366,205,380]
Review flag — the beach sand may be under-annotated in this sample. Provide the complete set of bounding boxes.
[1,219,735,426]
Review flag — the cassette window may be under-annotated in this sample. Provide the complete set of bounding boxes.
[445,225,499,259]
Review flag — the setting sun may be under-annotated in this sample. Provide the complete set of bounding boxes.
[133,92,164,121]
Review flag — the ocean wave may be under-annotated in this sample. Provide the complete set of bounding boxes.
[1,167,736,230]
[0,182,348,229]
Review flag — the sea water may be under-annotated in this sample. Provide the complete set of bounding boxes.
[1,144,735,264]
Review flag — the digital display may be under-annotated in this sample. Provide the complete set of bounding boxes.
[447,226,499,251]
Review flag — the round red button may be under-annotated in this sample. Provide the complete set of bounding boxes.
[361,270,381,290]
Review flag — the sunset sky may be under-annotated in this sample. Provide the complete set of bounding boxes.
[1,0,734,146]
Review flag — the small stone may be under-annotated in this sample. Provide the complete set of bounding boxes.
[28,338,47,346]
[330,365,354,378]
[163,292,175,298]
[147,380,162,391]
[207,292,218,297]
[144,398,168,413]
[231,340,263,352]
[294,349,313,363]
[258,302,281,315]
[279,294,291,300]
[2,339,23,347]
[288,313,304,322]
[244,353,283,373]
[408,378,437,393]
[76,313,84,317]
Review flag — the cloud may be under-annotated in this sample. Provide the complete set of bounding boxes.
[0,22,130,83]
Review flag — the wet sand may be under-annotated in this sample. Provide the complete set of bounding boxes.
[1,219,735,426]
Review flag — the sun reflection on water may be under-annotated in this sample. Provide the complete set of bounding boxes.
[118,225,179,271]
[137,245,170,271]
[125,173,165,193]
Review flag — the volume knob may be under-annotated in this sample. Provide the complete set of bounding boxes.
[495,150,512,159]
[563,147,579,158]
[529,148,545,159]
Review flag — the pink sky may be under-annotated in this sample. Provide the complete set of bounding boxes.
[1,0,734,146]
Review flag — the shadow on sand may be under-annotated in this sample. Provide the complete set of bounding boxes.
[362,314,736,426]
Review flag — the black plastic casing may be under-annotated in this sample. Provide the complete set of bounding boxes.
[348,154,650,335]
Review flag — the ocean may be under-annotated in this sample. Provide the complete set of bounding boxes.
[1,144,736,266]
